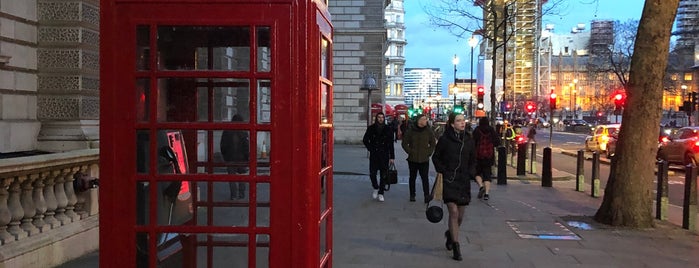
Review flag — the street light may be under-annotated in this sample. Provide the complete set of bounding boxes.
[452,54,459,107]
[360,74,379,127]
[569,79,577,118]
[468,36,478,119]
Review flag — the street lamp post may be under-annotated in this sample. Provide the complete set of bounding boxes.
[452,55,459,107]
[469,36,478,119]
[572,79,578,118]
[360,74,379,127]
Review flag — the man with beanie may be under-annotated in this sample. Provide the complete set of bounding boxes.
[401,114,436,203]
[362,112,395,202]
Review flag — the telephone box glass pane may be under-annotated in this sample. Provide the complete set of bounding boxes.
[257,27,271,72]
[136,130,149,174]
[135,232,149,267]
[157,26,250,71]
[157,78,250,122]
[192,233,248,267]
[136,26,150,71]
[320,83,329,124]
[155,181,193,226]
[257,131,271,175]
[255,234,270,267]
[136,79,149,122]
[217,130,251,175]
[212,79,251,122]
[321,38,328,78]
[257,182,270,226]
[257,80,271,124]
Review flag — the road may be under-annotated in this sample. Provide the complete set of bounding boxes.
[530,127,692,209]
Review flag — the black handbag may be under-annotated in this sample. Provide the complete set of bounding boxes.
[383,163,398,191]
[426,173,444,223]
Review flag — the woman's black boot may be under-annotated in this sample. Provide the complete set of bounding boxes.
[444,230,453,250]
[452,242,462,261]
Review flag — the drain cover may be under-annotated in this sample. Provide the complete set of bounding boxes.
[507,221,581,240]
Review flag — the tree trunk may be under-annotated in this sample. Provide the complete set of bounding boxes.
[594,0,680,227]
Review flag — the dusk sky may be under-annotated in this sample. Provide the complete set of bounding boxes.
[403,0,647,95]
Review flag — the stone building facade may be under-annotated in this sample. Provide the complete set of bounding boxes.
[0,0,99,154]
[329,0,389,144]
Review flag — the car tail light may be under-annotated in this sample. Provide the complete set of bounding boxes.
[694,141,699,150]
[660,136,669,143]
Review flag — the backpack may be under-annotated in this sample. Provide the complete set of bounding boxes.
[476,129,494,159]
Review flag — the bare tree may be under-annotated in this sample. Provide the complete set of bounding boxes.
[586,19,637,112]
[595,0,680,227]
[422,0,564,121]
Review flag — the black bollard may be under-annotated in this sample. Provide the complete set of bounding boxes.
[542,147,552,187]
[576,150,585,192]
[517,143,526,175]
[497,146,507,185]
[529,143,537,174]
[683,164,697,230]
[591,152,600,197]
[656,160,669,220]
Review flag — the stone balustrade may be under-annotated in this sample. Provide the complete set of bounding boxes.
[0,149,99,266]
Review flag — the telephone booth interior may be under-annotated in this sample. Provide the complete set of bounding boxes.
[100,1,334,267]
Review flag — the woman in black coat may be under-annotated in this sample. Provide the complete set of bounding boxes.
[431,113,476,261]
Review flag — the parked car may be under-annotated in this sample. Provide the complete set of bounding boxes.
[584,124,621,153]
[656,126,699,165]
[607,125,679,158]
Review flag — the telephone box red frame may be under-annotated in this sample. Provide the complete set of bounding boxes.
[100,1,334,267]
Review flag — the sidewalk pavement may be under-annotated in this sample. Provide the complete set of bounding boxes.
[60,143,699,268]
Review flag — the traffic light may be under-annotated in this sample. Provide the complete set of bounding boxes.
[692,92,699,112]
[454,105,464,114]
[549,91,557,110]
[525,103,536,114]
[614,93,625,111]
[477,86,485,110]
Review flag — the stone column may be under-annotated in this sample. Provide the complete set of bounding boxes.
[0,178,15,244]
[63,167,79,222]
[31,173,48,232]
[7,177,28,240]
[20,175,40,236]
[36,1,101,152]
[52,169,69,225]
[43,171,59,228]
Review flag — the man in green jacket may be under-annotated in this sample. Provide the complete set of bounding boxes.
[401,114,437,203]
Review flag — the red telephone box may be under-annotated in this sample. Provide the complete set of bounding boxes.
[100,1,334,267]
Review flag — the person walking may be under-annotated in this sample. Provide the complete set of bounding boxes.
[472,117,501,201]
[432,113,476,261]
[526,124,537,144]
[362,112,395,202]
[220,114,249,200]
[401,114,436,203]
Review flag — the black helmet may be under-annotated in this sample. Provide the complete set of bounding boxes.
[425,205,443,223]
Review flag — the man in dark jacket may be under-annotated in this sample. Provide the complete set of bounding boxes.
[363,112,395,202]
[401,114,436,203]
[220,114,249,200]
[472,117,501,200]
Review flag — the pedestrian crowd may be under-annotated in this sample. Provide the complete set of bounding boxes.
[362,112,513,261]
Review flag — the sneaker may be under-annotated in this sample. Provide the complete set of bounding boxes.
[483,194,490,201]
[372,190,379,199]
[477,187,485,199]
[378,194,385,202]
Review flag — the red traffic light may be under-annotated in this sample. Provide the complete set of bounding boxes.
[477,87,485,95]
[549,91,557,110]
[614,93,623,101]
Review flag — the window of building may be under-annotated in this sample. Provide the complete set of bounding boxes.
[671,74,678,81]
[385,65,391,76]
[685,73,693,81]
[397,45,403,56]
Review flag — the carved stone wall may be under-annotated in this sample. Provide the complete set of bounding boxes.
[0,0,42,153]
[36,0,100,152]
